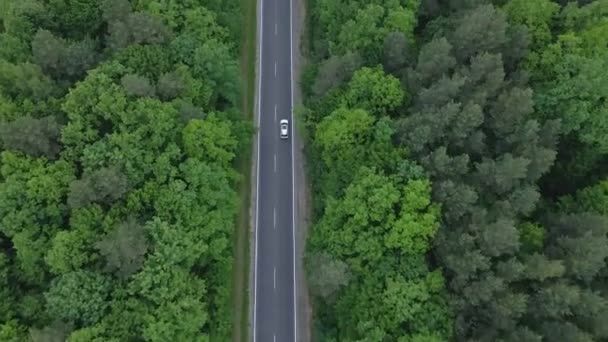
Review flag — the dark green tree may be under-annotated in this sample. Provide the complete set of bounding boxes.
[32,30,99,81]
[96,218,148,279]
[67,166,129,209]
[382,31,412,73]
[30,321,73,342]
[0,116,62,159]
[307,252,350,301]
[121,74,155,98]
[312,52,362,98]
[156,71,184,100]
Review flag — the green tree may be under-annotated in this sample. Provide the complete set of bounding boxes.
[382,31,412,73]
[0,253,16,321]
[182,115,237,165]
[384,179,440,255]
[307,252,350,301]
[0,116,62,159]
[45,0,103,39]
[0,32,30,63]
[0,152,75,284]
[131,257,209,341]
[0,320,28,342]
[45,270,111,325]
[535,41,608,151]
[96,218,148,279]
[156,70,184,100]
[406,37,456,90]
[559,179,608,215]
[121,74,156,97]
[545,214,608,283]
[524,253,565,282]
[31,30,67,77]
[106,11,170,51]
[343,66,405,115]
[448,4,508,62]
[0,60,56,100]
[528,1,608,183]
[191,39,239,106]
[315,107,374,194]
[115,43,172,79]
[101,0,131,23]
[333,4,387,60]
[1,1,52,42]
[309,166,452,340]
[313,104,404,203]
[67,166,129,209]
[329,2,419,62]
[45,229,96,274]
[311,52,362,98]
[62,38,99,80]
[503,0,559,53]
[32,29,99,80]
[311,168,438,272]
[30,321,73,342]
[519,222,545,253]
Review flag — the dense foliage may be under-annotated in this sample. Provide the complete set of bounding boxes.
[0,0,249,340]
[303,0,608,341]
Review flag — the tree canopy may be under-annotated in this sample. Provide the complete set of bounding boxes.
[0,0,248,340]
[303,0,608,340]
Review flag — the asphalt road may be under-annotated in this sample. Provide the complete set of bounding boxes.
[252,0,296,340]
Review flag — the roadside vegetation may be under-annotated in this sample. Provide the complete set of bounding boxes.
[302,0,608,340]
[0,0,251,340]
[233,0,258,340]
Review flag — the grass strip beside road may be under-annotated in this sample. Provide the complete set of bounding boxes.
[232,0,256,341]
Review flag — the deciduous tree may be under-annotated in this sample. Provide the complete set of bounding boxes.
[0,116,62,159]
[67,166,129,209]
[121,74,155,98]
[45,270,110,325]
[96,218,148,279]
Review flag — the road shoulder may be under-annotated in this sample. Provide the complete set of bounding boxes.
[247,0,263,340]
[292,0,312,340]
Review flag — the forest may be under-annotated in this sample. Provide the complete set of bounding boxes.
[303,0,608,341]
[0,0,249,340]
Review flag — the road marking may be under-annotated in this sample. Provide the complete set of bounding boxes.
[274,154,277,173]
[290,0,298,338]
[275,23,277,36]
[274,104,277,122]
[274,268,276,289]
[252,0,264,338]
[273,208,276,229]
[274,335,276,342]
[274,62,277,77]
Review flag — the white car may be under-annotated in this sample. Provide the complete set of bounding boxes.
[280,119,289,139]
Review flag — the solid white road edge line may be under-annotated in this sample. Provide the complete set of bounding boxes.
[290,0,297,339]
